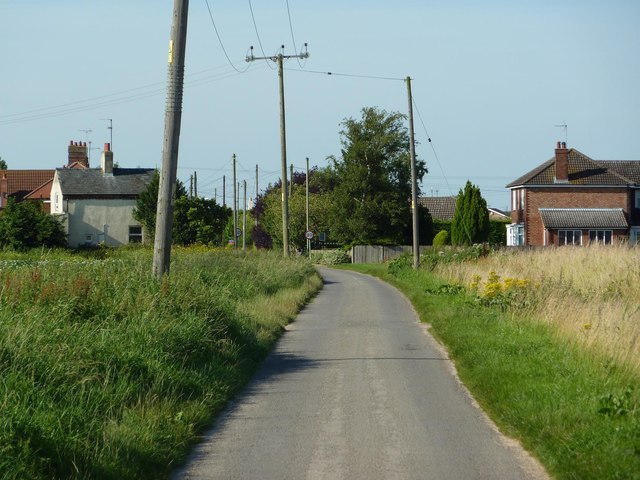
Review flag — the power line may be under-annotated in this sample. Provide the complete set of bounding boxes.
[0,64,263,126]
[204,0,250,74]
[411,96,456,197]
[247,0,276,70]
[285,0,306,68]
[286,68,404,81]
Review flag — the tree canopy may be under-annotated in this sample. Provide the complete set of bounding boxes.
[133,170,229,246]
[328,107,427,245]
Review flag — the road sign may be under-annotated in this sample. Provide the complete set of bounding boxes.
[236,228,242,238]
[305,231,314,240]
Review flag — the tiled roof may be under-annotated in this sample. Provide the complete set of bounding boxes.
[1,170,55,200]
[418,196,457,220]
[538,208,629,229]
[506,149,640,187]
[56,168,155,197]
[25,179,53,200]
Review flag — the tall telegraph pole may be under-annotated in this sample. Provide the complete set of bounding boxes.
[232,154,237,250]
[153,0,189,279]
[246,45,309,257]
[406,76,420,269]
[306,157,310,259]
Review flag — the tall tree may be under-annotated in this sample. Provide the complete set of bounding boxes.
[450,180,489,245]
[329,107,427,245]
[0,157,7,169]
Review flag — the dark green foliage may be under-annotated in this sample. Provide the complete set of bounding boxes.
[433,230,450,246]
[0,198,66,250]
[432,219,452,236]
[257,168,335,250]
[0,157,7,169]
[132,170,188,241]
[172,196,231,246]
[133,171,226,245]
[329,107,427,245]
[416,204,434,246]
[451,181,489,245]
[488,220,508,246]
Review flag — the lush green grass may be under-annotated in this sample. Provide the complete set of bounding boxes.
[345,262,640,480]
[0,247,321,479]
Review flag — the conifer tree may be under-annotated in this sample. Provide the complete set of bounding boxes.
[450,181,489,245]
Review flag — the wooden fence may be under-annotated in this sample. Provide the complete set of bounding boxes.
[350,245,430,264]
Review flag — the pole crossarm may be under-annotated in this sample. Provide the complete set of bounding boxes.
[245,44,309,64]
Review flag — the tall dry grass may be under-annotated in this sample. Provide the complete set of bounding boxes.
[432,245,640,375]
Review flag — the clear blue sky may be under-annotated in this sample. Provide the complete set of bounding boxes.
[2,0,639,210]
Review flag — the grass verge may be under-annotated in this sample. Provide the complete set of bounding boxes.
[0,247,321,479]
[344,262,640,480]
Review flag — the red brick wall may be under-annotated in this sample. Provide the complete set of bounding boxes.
[546,229,628,246]
[525,187,629,246]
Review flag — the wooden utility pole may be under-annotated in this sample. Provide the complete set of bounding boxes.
[289,163,294,198]
[406,76,420,269]
[193,170,197,198]
[232,154,237,250]
[306,156,310,259]
[255,164,259,227]
[243,180,247,251]
[153,0,189,280]
[222,175,226,207]
[246,45,309,257]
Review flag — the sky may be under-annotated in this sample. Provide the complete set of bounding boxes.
[1,0,639,211]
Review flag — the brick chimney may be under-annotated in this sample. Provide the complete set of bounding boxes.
[101,143,114,176]
[68,140,89,168]
[554,141,569,183]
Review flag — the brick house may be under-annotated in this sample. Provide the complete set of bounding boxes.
[506,142,640,246]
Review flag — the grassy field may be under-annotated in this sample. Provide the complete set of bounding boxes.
[0,247,321,479]
[348,246,640,480]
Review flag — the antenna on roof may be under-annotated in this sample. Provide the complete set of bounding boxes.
[554,122,568,144]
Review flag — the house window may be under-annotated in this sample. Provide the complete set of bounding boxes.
[589,230,612,245]
[558,230,582,246]
[129,225,143,243]
[635,190,640,209]
[507,224,525,246]
[85,234,93,244]
[511,189,524,211]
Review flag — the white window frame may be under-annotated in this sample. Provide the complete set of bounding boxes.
[507,224,525,246]
[589,230,612,245]
[558,230,582,246]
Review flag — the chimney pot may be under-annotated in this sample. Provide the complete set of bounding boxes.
[104,143,111,152]
[561,141,566,149]
[557,141,561,149]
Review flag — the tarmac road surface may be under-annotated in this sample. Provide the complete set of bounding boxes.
[174,267,547,480]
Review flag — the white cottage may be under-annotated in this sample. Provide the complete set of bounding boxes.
[50,144,154,247]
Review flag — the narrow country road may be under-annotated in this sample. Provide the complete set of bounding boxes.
[173,267,547,480]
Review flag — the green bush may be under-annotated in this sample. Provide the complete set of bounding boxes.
[433,230,450,246]
[311,249,351,265]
